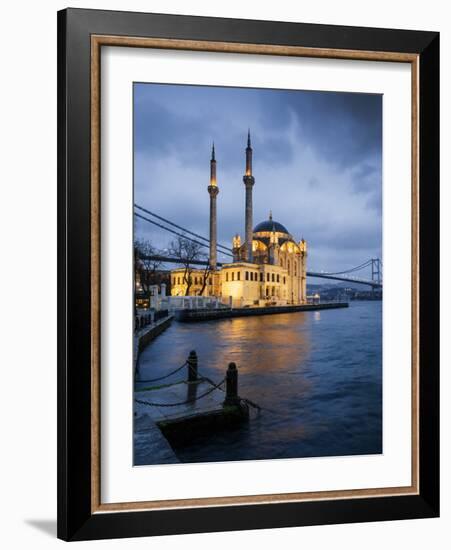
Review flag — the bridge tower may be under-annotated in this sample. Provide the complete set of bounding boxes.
[208,143,219,270]
[243,130,255,263]
[371,258,382,285]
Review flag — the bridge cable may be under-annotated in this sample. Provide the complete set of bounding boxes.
[134,212,234,258]
[134,204,232,253]
[321,259,373,276]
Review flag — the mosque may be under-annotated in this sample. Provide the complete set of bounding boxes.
[170,132,308,307]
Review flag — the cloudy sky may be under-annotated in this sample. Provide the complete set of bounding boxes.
[134,82,382,276]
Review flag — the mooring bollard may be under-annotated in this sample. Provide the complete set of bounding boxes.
[187,350,198,382]
[224,362,240,406]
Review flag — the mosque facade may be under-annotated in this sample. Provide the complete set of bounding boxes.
[170,132,308,307]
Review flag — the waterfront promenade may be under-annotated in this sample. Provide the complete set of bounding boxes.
[176,301,348,322]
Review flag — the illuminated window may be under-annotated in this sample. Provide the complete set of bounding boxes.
[245,271,249,280]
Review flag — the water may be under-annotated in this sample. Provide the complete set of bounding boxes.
[136,301,382,463]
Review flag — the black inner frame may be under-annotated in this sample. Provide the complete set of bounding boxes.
[57,8,439,541]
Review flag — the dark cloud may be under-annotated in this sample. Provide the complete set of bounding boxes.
[134,83,382,275]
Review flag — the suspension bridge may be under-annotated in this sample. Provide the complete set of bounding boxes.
[134,204,382,289]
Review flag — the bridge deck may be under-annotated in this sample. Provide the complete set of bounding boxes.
[141,254,381,288]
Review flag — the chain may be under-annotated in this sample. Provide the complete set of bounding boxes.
[241,397,262,411]
[135,361,188,384]
[135,378,225,408]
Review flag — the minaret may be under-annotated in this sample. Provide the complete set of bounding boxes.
[243,130,255,262]
[299,238,308,303]
[208,143,219,270]
[269,211,279,265]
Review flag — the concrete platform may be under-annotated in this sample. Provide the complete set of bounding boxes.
[135,379,226,423]
[134,378,248,458]
[134,412,180,466]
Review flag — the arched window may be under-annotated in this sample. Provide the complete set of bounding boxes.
[294,261,297,276]
[260,272,263,282]
[245,271,249,280]
[266,273,270,282]
[280,257,284,268]
[271,273,275,282]
[237,271,241,281]
[277,274,280,283]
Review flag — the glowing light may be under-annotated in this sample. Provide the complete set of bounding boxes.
[232,234,241,248]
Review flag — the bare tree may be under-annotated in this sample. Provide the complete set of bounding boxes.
[169,236,211,296]
[134,239,162,298]
[198,262,212,297]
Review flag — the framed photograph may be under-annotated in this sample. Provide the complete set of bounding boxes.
[57,8,439,541]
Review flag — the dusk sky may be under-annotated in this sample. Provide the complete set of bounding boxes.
[134,83,382,276]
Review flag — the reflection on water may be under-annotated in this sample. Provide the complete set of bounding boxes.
[137,301,382,463]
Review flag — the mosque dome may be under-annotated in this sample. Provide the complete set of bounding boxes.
[252,212,294,247]
[253,219,290,235]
